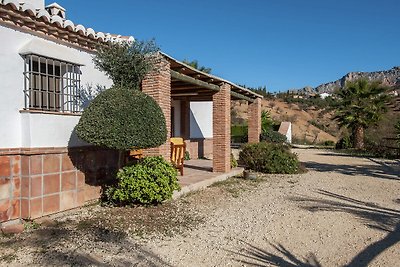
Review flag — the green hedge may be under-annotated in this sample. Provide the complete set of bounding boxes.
[76,86,167,150]
[239,142,300,174]
[260,131,287,143]
[106,156,180,204]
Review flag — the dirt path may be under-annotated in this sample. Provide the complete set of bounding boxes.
[142,149,399,266]
[1,149,399,266]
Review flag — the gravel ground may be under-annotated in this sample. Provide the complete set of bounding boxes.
[1,149,399,266]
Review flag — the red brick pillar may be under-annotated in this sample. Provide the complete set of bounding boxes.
[141,56,171,160]
[213,83,231,173]
[248,98,262,143]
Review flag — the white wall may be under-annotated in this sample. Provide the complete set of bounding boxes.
[190,101,213,139]
[287,123,292,144]
[0,25,112,149]
[171,100,181,137]
[21,113,88,147]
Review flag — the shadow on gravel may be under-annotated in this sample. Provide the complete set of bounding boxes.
[303,160,399,181]
[232,241,322,267]
[0,222,171,266]
[290,190,400,267]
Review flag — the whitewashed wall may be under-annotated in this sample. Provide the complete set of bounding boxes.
[0,25,112,149]
[287,123,292,144]
[190,101,213,138]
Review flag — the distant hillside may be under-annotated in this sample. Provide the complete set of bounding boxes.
[299,66,400,94]
[231,99,339,144]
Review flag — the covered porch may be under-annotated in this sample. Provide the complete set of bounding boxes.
[141,53,263,173]
[173,159,244,199]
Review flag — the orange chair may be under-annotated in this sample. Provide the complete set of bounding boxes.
[170,137,186,176]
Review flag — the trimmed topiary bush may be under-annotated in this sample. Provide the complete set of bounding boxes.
[239,142,300,174]
[76,86,167,150]
[260,131,287,143]
[106,156,180,205]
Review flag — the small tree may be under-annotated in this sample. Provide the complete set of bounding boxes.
[334,79,389,149]
[93,40,159,89]
[76,87,167,150]
[261,110,274,134]
[76,39,167,150]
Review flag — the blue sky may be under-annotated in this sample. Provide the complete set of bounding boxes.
[55,0,400,92]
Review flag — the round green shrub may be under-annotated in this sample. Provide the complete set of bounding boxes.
[335,136,352,149]
[260,131,287,143]
[76,86,167,150]
[239,142,300,174]
[106,156,180,205]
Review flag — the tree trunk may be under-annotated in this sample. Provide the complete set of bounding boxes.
[353,125,365,150]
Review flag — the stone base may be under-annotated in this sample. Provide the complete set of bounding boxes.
[0,146,121,222]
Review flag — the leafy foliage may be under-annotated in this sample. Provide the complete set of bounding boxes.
[335,136,353,149]
[231,153,238,168]
[184,151,191,161]
[260,131,287,143]
[396,119,400,147]
[76,87,167,150]
[106,156,180,205]
[93,40,159,89]
[261,110,275,134]
[182,59,212,73]
[334,79,389,149]
[231,124,248,143]
[78,83,106,109]
[239,142,300,174]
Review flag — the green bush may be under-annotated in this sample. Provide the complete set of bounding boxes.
[76,87,167,150]
[239,142,300,174]
[323,140,335,146]
[106,156,180,205]
[395,119,400,147]
[260,131,287,143]
[335,136,352,149]
[184,151,191,160]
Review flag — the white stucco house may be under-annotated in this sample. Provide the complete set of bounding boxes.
[0,0,262,224]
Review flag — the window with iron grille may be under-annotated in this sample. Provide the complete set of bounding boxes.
[23,55,82,113]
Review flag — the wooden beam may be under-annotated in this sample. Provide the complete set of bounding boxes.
[231,91,255,102]
[171,70,220,92]
[171,70,256,102]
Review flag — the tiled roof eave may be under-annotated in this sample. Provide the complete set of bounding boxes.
[0,2,133,51]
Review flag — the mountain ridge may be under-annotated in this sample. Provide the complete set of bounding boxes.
[298,66,400,94]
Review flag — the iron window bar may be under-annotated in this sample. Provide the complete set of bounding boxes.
[23,54,82,113]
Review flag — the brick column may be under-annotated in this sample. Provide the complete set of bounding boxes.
[141,56,171,160]
[248,98,262,143]
[213,83,231,173]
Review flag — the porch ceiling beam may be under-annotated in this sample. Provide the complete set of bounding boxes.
[171,70,220,92]
[231,91,255,102]
[171,70,256,102]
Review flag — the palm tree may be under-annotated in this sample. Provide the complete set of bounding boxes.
[334,79,389,150]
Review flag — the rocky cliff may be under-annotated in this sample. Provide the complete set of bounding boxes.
[313,66,400,94]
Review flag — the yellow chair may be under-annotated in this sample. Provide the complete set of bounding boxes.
[170,137,186,176]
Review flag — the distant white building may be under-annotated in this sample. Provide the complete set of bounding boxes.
[320,93,331,99]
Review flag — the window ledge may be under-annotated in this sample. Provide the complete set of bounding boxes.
[19,109,82,116]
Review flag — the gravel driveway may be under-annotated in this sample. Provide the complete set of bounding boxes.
[1,149,399,266]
